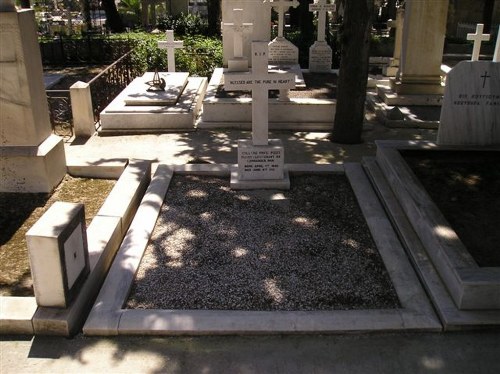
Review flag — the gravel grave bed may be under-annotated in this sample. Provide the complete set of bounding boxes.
[127,175,400,311]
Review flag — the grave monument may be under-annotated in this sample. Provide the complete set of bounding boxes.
[308,0,335,73]
[223,8,253,72]
[268,0,299,65]
[224,42,295,189]
[437,25,500,145]
[0,1,67,192]
[222,0,271,67]
[99,30,207,133]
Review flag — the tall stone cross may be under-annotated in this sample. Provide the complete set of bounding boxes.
[158,30,184,72]
[467,24,490,62]
[270,0,299,38]
[224,42,296,145]
[309,0,336,42]
[224,8,253,60]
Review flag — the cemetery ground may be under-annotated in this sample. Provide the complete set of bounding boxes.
[2,123,500,372]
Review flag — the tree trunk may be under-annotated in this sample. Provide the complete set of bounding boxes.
[207,0,221,36]
[102,0,125,33]
[330,0,373,144]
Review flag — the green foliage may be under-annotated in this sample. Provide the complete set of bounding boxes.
[124,33,222,78]
[156,13,209,36]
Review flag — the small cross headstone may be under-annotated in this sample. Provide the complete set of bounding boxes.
[437,27,500,146]
[225,42,295,189]
[268,0,300,65]
[270,0,299,39]
[224,42,295,145]
[308,0,336,73]
[223,8,253,71]
[309,0,336,43]
[467,23,490,62]
[157,30,184,72]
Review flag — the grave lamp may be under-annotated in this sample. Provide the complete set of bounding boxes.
[145,69,166,91]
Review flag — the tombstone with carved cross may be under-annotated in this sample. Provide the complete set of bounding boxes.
[437,25,500,146]
[223,8,253,72]
[308,0,336,73]
[268,0,300,66]
[224,42,296,189]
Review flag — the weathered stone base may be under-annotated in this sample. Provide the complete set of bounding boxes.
[0,134,66,192]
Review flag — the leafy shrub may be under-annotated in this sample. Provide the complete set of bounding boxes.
[156,13,209,36]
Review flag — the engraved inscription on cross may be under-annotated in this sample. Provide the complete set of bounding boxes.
[158,30,184,72]
[309,0,336,42]
[270,0,299,38]
[467,24,490,62]
[224,42,296,146]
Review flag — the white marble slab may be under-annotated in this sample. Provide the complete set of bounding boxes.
[438,61,500,145]
[124,72,189,106]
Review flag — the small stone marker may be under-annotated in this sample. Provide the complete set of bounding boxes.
[268,0,299,65]
[467,23,490,62]
[225,42,295,188]
[26,202,90,308]
[223,8,253,72]
[157,30,184,72]
[437,47,500,145]
[308,0,336,73]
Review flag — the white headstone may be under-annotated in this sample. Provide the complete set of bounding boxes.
[157,30,184,72]
[437,60,500,145]
[308,0,335,73]
[224,41,296,145]
[223,8,253,71]
[268,0,299,65]
[467,23,490,62]
[27,202,90,308]
[493,26,500,63]
[221,0,271,66]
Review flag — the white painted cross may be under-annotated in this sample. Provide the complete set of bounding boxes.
[309,0,336,42]
[158,30,184,72]
[224,42,296,145]
[223,8,253,59]
[270,0,299,38]
[467,24,490,62]
[494,26,500,62]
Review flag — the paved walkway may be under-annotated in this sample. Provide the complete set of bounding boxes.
[2,123,499,373]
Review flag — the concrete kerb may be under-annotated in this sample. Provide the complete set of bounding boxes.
[365,141,500,329]
[83,163,441,336]
[0,158,151,336]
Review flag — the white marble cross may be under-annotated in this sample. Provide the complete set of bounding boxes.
[158,30,184,72]
[309,0,336,42]
[224,42,296,145]
[270,0,299,38]
[467,24,490,62]
[223,8,253,59]
[494,26,500,62]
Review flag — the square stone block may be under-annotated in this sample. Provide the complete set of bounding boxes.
[27,202,90,308]
[237,139,284,180]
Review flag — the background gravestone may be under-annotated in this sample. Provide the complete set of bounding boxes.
[437,61,500,145]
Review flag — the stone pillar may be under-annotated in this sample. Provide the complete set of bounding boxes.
[0,8,66,192]
[70,81,95,138]
[383,6,404,77]
[390,0,449,95]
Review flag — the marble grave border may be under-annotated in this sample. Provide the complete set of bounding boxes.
[83,163,441,336]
